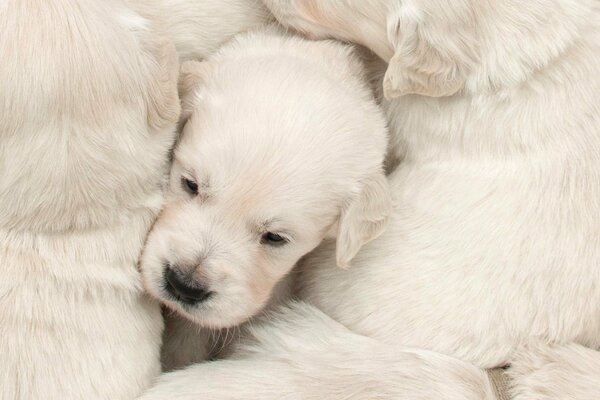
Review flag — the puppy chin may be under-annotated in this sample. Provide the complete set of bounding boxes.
[159,291,256,330]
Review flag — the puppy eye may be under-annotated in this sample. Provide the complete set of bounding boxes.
[181,176,199,195]
[261,232,287,246]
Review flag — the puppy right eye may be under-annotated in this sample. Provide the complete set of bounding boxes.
[181,176,199,195]
[261,232,288,246]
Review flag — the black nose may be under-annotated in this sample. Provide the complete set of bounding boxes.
[164,266,211,305]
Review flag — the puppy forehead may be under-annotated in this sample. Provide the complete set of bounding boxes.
[178,133,359,205]
[222,167,344,219]
[181,66,385,166]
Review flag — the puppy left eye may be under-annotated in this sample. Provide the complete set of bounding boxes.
[181,176,199,195]
[261,232,288,246]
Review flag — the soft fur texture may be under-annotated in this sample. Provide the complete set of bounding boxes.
[140,303,495,400]
[144,1,600,399]
[128,0,271,62]
[508,341,600,399]
[139,27,391,368]
[262,0,600,398]
[0,0,269,398]
[0,1,179,398]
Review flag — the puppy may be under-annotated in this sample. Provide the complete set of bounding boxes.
[257,0,600,398]
[139,27,391,369]
[0,0,268,398]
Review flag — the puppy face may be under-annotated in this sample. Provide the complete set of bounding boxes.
[141,33,390,329]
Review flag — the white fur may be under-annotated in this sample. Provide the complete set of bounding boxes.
[508,341,600,399]
[128,0,271,62]
[139,27,390,367]
[140,303,495,400]
[140,1,600,398]
[0,1,179,398]
[265,0,600,396]
[0,0,270,398]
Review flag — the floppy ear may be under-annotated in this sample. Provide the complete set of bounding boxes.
[177,60,213,130]
[383,5,477,99]
[336,171,391,268]
[146,37,181,130]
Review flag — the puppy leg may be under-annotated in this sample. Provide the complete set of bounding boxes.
[507,341,600,400]
[140,302,495,400]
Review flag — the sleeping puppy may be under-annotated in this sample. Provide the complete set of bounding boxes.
[0,0,268,398]
[139,26,391,369]
[255,0,600,399]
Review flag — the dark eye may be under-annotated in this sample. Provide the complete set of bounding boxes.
[181,176,199,195]
[261,232,287,246]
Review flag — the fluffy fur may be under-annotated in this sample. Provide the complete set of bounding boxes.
[0,0,269,398]
[144,1,600,399]
[263,0,600,398]
[128,0,271,62]
[139,27,391,368]
[0,1,179,398]
[140,303,495,400]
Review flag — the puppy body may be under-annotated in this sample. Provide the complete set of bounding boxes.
[295,0,600,365]
[140,302,495,400]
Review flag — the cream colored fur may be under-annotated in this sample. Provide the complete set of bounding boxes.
[244,0,600,398]
[0,1,178,398]
[143,1,600,399]
[139,27,391,371]
[128,0,271,62]
[0,0,269,398]
[141,302,495,400]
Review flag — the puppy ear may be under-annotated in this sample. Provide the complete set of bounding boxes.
[336,171,391,268]
[146,37,181,130]
[178,60,213,130]
[383,6,477,99]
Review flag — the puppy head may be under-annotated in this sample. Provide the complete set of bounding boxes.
[141,36,390,329]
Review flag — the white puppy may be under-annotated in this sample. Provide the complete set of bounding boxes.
[139,27,391,369]
[0,0,269,398]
